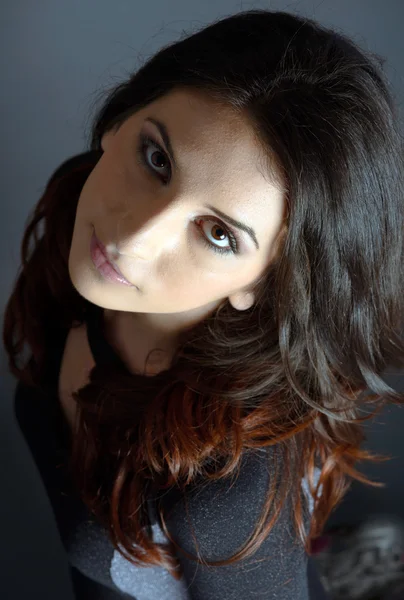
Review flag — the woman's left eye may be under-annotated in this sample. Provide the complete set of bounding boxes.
[137,134,172,183]
[195,219,239,255]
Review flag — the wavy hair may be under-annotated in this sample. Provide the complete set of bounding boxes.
[4,9,404,578]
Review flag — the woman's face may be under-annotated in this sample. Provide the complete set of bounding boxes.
[68,88,286,330]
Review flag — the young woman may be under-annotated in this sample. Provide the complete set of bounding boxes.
[4,8,404,600]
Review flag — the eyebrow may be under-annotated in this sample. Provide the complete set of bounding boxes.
[146,116,260,251]
[204,204,259,250]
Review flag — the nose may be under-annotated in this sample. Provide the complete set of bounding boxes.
[115,198,183,260]
[99,229,146,262]
[115,220,168,261]
[113,219,150,261]
[115,238,149,261]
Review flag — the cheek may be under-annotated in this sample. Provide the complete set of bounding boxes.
[153,257,239,300]
[89,153,128,200]
[75,165,107,219]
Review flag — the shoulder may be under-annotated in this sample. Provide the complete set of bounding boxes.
[163,447,297,557]
[160,446,310,599]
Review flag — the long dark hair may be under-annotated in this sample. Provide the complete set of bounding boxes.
[4,8,404,579]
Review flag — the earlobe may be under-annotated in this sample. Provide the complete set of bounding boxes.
[229,292,255,311]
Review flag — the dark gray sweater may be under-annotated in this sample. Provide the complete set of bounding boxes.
[13,152,317,600]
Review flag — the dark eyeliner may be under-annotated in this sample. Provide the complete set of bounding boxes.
[197,222,239,255]
[136,132,171,184]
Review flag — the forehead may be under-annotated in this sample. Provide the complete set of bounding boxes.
[140,89,265,168]
[126,88,287,255]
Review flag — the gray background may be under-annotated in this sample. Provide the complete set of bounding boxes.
[1,1,404,598]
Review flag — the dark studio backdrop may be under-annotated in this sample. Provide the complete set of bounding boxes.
[1,1,403,598]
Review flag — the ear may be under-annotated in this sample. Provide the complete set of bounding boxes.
[228,291,255,311]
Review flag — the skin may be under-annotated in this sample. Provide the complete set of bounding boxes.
[68,88,287,362]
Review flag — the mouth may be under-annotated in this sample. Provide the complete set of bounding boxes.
[90,228,137,288]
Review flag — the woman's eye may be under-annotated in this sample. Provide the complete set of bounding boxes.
[136,134,171,183]
[195,219,239,255]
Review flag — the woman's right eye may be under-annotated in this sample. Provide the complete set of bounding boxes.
[136,133,172,184]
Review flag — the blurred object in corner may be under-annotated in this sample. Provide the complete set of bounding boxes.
[310,515,404,599]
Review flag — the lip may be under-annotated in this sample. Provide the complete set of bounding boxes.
[90,230,136,288]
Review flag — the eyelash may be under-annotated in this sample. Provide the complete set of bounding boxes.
[135,132,240,255]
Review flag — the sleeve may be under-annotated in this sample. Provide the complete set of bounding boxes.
[162,447,310,600]
[13,379,80,542]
